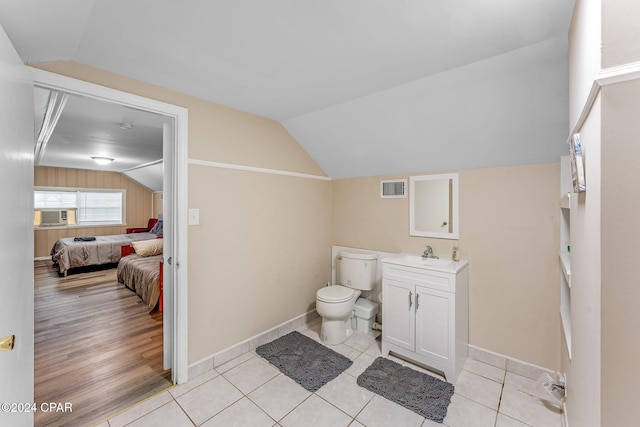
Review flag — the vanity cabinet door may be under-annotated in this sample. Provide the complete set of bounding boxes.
[415,286,454,364]
[382,278,415,352]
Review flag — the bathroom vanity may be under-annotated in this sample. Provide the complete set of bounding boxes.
[381,255,468,384]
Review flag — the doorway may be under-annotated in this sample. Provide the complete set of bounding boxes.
[31,68,188,422]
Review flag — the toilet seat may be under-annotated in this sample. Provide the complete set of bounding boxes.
[316,285,355,303]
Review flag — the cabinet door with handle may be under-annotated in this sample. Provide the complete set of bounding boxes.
[382,278,415,351]
[415,286,455,363]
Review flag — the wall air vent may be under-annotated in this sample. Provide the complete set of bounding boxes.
[380,179,407,198]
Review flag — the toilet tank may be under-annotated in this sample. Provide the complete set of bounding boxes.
[338,250,378,291]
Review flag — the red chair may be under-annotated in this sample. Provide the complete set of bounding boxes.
[126,218,158,234]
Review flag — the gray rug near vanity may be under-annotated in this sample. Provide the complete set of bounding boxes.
[357,357,454,423]
[256,331,352,392]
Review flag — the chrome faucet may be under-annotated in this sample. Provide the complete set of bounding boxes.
[422,245,439,259]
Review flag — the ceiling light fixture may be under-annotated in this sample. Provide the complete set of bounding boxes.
[119,122,134,130]
[92,156,114,165]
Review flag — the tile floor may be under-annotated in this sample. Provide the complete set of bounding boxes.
[96,319,563,427]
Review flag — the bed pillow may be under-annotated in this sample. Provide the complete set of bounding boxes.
[149,219,163,236]
[131,238,163,257]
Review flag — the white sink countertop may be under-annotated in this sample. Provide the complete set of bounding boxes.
[382,254,468,273]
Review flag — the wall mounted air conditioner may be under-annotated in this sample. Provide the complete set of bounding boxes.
[39,209,68,226]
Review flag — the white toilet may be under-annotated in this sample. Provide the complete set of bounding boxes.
[316,250,378,345]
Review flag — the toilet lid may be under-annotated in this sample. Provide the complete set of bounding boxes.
[317,285,355,303]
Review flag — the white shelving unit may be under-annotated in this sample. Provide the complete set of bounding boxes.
[559,155,572,359]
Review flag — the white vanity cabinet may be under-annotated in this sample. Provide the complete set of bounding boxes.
[381,256,469,384]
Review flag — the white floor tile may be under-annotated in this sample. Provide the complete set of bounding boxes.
[315,372,374,417]
[355,395,424,427]
[364,341,383,358]
[300,325,323,343]
[248,374,312,421]
[499,384,562,427]
[215,351,255,374]
[345,352,376,378]
[344,331,378,352]
[442,393,497,427]
[495,413,532,427]
[464,358,506,384]
[455,370,503,410]
[108,391,174,427]
[223,356,280,394]
[280,394,352,427]
[200,397,275,427]
[175,375,243,425]
[170,369,220,398]
[504,371,557,401]
[109,337,563,427]
[126,401,195,427]
[328,342,363,360]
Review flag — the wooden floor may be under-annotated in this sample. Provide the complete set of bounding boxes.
[34,260,172,427]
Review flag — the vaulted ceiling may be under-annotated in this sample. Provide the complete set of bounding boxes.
[0,0,575,179]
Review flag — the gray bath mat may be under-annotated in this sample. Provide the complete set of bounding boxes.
[357,357,454,423]
[256,331,353,392]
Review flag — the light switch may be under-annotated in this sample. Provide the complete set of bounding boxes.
[188,208,200,225]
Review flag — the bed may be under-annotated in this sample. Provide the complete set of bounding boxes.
[50,232,159,275]
[50,219,163,275]
[117,240,164,311]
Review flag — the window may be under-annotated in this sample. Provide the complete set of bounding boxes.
[34,188,125,226]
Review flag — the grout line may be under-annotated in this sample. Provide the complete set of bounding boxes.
[494,370,507,426]
[113,337,560,427]
[171,392,198,426]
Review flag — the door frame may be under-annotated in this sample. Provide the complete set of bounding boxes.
[31,68,189,384]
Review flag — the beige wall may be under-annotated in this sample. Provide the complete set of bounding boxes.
[152,192,163,218]
[332,163,561,370]
[32,61,332,364]
[566,95,602,427]
[34,166,153,258]
[568,1,640,425]
[602,0,640,68]
[189,166,331,359]
[600,80,640,427]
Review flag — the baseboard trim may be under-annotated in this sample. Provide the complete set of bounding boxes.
[468,344,557,381]
[188,309,320,381]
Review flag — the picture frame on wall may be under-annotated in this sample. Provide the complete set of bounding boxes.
[570,133,586,192]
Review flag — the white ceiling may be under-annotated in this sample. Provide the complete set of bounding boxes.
[0,0,575,179]
[33,87,166,191]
